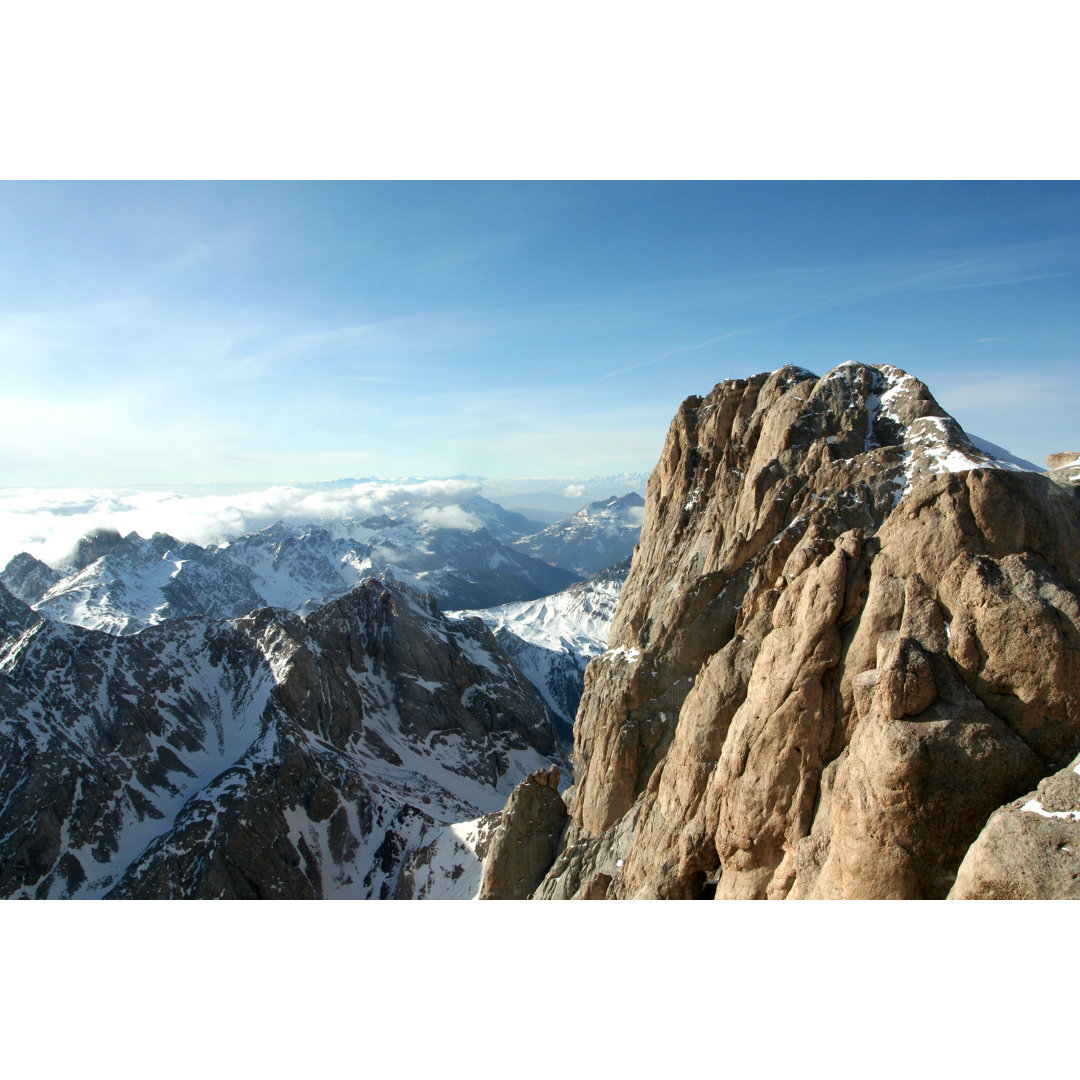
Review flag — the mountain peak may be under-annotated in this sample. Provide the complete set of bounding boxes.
[480,363,1080,900]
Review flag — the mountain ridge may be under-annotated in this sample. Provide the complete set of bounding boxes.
[0,576,566,899]
[3,515,581,636]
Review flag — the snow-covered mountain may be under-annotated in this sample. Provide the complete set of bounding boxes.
[2,514,580,636]
[459,496,548,542]
[479,474,650,516]
[511,493,645,575]
[451,559,628,737]
[0,577,566,899]
[0,552,61,606]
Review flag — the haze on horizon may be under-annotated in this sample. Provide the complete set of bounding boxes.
[1,181,1078,492]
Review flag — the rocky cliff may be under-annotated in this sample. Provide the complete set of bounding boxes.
[480,362,1080,899]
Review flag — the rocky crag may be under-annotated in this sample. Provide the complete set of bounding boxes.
[0,577,565,899]
[481,362,1080,900]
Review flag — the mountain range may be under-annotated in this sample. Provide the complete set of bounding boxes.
[0,490,639,899]
[0,575,566,898]
[1,491,647,640]
[2,506,577,636]
[4,362,1078,900]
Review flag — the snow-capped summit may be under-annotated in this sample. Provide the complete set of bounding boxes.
[511,492,645,575]
[813,361,1036,503]
[3,510,580,636]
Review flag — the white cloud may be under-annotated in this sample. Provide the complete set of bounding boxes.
[415,505,483,530]
[0,478,485,569]
[563,483,586,499]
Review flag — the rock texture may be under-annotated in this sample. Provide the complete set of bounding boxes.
[479,363,1080,900]
[1046,452,1080,487]
[949,755,1080,898]
[0,577,565,899]
[478,766,567,899]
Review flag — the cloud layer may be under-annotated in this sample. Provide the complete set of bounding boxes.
[0,479,485,569]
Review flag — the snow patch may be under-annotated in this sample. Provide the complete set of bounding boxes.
[1021,798,1080,823]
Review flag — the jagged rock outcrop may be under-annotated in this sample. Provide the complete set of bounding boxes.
[480,363,1080,900]
[1046,452,1080,487]
[479,765,567,899]
[0,552,61,605]
[948,754,1080,898]
[0,577,564,899]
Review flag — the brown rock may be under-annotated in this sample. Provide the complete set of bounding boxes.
[479,766,567,899]
[949,759,1080,900]
[1046,452,1080,471]
[508,363,1080,900]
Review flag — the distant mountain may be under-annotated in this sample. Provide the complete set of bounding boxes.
[3,514,580,636]
[460,496,548,542]
[479,474,650,516]
[0,577,565,899]
[451,559,628,738]
[0,552,61,605]
[511,493,645,575]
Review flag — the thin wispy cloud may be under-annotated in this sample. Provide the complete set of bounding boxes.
[594,242,1077,380]
[597,328,755,380]
[1,183,1075,486]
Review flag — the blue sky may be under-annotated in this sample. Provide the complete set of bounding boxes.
[1,180,1077,487]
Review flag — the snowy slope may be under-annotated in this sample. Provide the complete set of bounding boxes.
[8,513,579,636]
[829,362,1037,502]
[0,577,566,899]
[450,561,627,736]
[511,493,645,575]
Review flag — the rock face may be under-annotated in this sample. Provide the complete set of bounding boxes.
[480,363,1080,900]
[1046,452,1080,487]
[478,766,567,899]
[949,755,1080,898]
[0,577,564,899]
